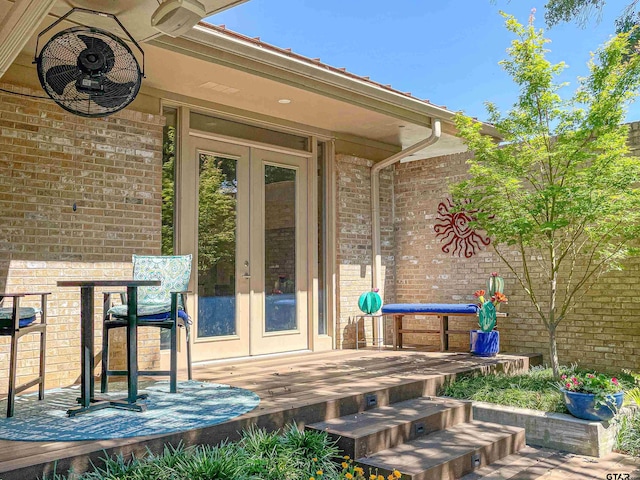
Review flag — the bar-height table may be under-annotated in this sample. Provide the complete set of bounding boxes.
[57,280,160,417]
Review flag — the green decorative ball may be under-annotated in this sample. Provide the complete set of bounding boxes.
[358,291,382,314]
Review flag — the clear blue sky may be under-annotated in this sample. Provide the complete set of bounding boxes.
[207,0,640,122]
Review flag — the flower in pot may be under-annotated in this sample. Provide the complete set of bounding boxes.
[470,273,508,357]
[559,372,624,421]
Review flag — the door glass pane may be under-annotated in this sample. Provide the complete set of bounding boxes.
[198,154,237,337]
[190,112,309,152]
[264,164,297,332]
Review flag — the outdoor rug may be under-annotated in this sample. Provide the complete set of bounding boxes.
[0,380,260,441]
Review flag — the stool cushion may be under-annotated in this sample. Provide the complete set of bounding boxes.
[381,303,479,315]
[0,307,40,328]
[108,303,189,322]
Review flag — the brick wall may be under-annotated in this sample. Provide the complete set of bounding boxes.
[0,83,164,392]
[393,124,640,369]
[335,154,394,348]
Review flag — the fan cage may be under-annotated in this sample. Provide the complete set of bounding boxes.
[37,26,142,118]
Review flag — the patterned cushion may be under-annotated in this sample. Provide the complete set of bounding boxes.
[0,307,40,328]
[132,255,192,308]
[108,303,189,321]
[108,303,189,322]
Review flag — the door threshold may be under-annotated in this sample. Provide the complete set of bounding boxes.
[193,349,312,367]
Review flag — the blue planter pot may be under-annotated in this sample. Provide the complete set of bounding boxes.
[562,389,624,421]
[469,330,499,357]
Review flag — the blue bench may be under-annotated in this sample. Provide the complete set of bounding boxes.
[381,303,479,351]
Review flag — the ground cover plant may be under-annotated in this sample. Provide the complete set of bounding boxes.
[617,411,640,456]
[439,366,636,414]
[616,387,640,456]
[40,424,400,480]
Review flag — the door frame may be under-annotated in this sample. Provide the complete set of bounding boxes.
[180,129,317,361]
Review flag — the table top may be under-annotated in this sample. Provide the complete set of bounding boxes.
[0,292,51,297]
[57,280,160,287]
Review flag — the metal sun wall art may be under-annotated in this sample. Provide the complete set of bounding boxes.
[434,198,490,258]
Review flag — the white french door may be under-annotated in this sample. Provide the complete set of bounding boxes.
[249,147,308,355]
[186,136,308,361]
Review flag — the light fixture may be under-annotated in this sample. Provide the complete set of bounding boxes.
[278,98,291,104]
[151,0,206,38]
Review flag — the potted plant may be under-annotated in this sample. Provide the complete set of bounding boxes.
[470,273,507,357]
[559,372,624,421]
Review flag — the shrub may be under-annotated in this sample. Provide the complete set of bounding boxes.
[40,425,345,480]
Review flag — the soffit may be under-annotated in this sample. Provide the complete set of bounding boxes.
[142,41,430,147]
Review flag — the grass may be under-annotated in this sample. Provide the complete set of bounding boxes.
[439,365,637,414]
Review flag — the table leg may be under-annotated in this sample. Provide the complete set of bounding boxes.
[80,286,94,409]
[126,285,138,405]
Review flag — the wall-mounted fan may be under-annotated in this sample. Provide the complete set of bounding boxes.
[34,8,145,118]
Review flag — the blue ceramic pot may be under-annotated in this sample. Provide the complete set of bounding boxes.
[469,330,499,357]
[562,389,624,421]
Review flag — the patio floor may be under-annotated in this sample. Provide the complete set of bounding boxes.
[0,348,564,479]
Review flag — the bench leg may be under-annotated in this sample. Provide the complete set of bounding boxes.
[392,315,400,350]
[440,316,449,352]
[394,315,403,350]
[392,316,396,350]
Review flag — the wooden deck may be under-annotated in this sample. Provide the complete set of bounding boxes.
[0,348,542,480]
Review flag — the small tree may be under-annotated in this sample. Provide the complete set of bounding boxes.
[544,0,638,32]
[452,13,640,377]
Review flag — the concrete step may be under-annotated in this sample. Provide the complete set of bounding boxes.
[460,446,640,480]
[355,420,526,480]
[306,396,472,459]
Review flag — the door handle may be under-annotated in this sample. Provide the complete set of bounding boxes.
[242,260,250,279]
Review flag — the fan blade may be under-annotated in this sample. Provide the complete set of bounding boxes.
[78,34,115,73]
[91,79,136,109]
[45,64,84,95]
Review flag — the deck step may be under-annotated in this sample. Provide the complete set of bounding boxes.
[355,420,526,480]
[306,396,472,459]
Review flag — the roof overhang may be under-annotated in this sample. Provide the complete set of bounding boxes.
[0,0,499,161]
[149,23,499,159]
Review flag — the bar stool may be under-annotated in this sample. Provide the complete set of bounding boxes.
[0,292,48,417]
